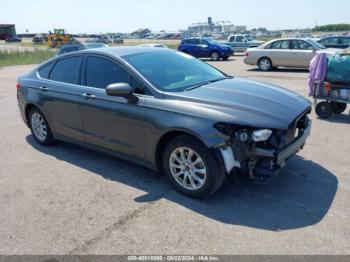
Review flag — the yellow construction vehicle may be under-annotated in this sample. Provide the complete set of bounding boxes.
[47,29,72,48]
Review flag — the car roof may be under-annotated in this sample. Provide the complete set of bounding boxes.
[74,46,171,57]
[321,35,350,38]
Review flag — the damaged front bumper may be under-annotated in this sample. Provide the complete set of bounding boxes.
[219,116,312,182]
[255,116,312,168]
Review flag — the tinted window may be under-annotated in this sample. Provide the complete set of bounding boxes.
[50,57,82,84]
[320,37,339,45]
[236,36,244,42]
[187,39,200,44]
[38,62,54,79]
[271,40,290,49]
[340,37,350,45]
[86,56,129,89]
[290,40,313,50]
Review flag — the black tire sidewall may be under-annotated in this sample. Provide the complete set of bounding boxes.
[316,102,333,119]
[162,135,224,198]
[29,108,55,146]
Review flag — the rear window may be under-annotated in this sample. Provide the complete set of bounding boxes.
[38,62,54,79]
[269,40,290,49]
[50,56,82,85]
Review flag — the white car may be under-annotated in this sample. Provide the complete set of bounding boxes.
[244,38,338,71]
[139,43,168,48]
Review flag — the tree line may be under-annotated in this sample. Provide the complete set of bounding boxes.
[313,24,350,32]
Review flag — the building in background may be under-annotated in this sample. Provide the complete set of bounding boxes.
[0,24,16,40]
[188,17,246,34]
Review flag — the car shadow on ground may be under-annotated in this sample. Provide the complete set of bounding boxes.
[317,113,350,124]
[200,58,236,63]
[247,68,309,73]
[26,135,338,231]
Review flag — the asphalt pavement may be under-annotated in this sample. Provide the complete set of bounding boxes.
[0,57,349,255]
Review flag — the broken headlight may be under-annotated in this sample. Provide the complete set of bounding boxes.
[214,123,272,142]
[252,129,273,142]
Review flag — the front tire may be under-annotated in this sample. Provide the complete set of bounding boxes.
[211,51,220,61]
[29,108,55,146]
[162,135,225,198]
[258,57,272,71]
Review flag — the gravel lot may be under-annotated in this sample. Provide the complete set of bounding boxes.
[0,56,349,255]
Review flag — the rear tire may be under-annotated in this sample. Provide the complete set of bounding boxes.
[162,134,225,198]
[29,108,56,146]
[331,102,347,114]
[315,101,333,119]
[258,57,272,71]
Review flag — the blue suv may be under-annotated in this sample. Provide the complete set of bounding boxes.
[178,38,234,61]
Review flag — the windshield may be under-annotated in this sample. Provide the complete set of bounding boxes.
[308,39,326,49]
[123,51,226,92]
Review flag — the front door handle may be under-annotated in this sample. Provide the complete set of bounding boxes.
[82,93,96,100]
[39,86,49,92]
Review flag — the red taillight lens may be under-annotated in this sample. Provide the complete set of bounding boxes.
[16,82,21,90]
[245,52,249,57]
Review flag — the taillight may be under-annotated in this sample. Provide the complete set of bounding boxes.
[245,52,249,57]
[16,82,21,90]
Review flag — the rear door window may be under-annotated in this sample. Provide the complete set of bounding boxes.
[340,37,350,45]
[38,62,54,79]
[85,56,130,89]
[290,40,313,50]
[271,40,290,49]
[320,37,339,45]
[236,36,244,42]
[49,56,82,85]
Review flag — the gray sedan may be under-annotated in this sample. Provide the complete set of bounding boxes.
[244,38,337,71]
[17,47,311,198]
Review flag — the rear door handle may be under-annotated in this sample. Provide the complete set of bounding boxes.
[39,86,49,92]
[82,93,96,100]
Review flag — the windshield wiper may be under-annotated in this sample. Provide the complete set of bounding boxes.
[185,76,233,91]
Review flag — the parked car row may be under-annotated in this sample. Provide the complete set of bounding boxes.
[57,43,109,55]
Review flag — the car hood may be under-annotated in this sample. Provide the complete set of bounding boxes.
[164,77,311,129]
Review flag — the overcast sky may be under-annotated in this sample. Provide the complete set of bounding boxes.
[2,0,350,33]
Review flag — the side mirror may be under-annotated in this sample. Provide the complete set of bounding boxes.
[106,83,138,102]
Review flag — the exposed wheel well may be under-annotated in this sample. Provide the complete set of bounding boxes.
[155,131,199,173]
[25,104,38,123]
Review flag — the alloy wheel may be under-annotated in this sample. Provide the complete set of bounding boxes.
[169,147,207,191]
[31,112,48,142]
[259,58,271,71]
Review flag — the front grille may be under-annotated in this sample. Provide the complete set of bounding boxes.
[266,107,311,150]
